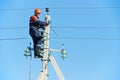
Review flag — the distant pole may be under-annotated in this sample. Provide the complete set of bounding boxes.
[29,55,32,80]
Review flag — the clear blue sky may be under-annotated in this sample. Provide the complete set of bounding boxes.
[0,0,120,80]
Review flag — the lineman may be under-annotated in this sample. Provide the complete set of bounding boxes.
[29,8,49,58]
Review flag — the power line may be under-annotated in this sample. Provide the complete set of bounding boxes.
[51,26,59,37]
[51,6,120,9]
[53,26,120,29]
[0,37,120,41]
[0,8,35,11]
[52,37,120,40]
[0,6,120,11]
[0,26,120,30]
[0,27,27,29]
[0,38,30,40]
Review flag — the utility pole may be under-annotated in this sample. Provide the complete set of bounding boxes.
[24,8,67,80]
[37,8,50,80]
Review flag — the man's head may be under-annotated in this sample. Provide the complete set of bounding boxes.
[34,8,41,17]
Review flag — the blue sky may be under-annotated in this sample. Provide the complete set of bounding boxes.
[0,0,120,80]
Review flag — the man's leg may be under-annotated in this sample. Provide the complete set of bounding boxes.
[33,37,43,58]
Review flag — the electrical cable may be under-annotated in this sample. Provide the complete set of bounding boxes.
[51,37,120,40]
[51,6,120,9]
[0,38,30,40]
[51,26,59,37]
[0,27,27,29]
[0,6,120,11]
[53,26,120,29]
[0,37,120,41]
[0,26,120,30]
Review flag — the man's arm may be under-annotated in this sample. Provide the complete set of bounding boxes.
[34,20,49,28]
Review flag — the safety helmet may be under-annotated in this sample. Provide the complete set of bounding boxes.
[34,8,41,14]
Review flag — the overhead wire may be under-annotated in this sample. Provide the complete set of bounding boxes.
[51,37,120,40]
[0,27,27,29]
[51,26,59,37]
[53,26,120,29]
[0,38,30,40]
[49,6,120,9]
[0,26,120,30]
[0,26,119,41]
[0,8,35,11]
[0,6,120,11]
[0,7,119,41]
[0,37,120,41]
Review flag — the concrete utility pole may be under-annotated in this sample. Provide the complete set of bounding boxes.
[24,8,67,80]
[37,8,50,80]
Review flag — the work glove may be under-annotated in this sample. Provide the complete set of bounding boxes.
[45,15,50,24]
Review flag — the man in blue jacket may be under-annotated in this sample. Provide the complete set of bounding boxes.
[29,8,49,58]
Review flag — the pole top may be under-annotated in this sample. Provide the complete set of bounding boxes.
[46,8,49,12]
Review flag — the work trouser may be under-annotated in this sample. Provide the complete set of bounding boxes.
[32,36,42,54]
[29,27,43,54]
